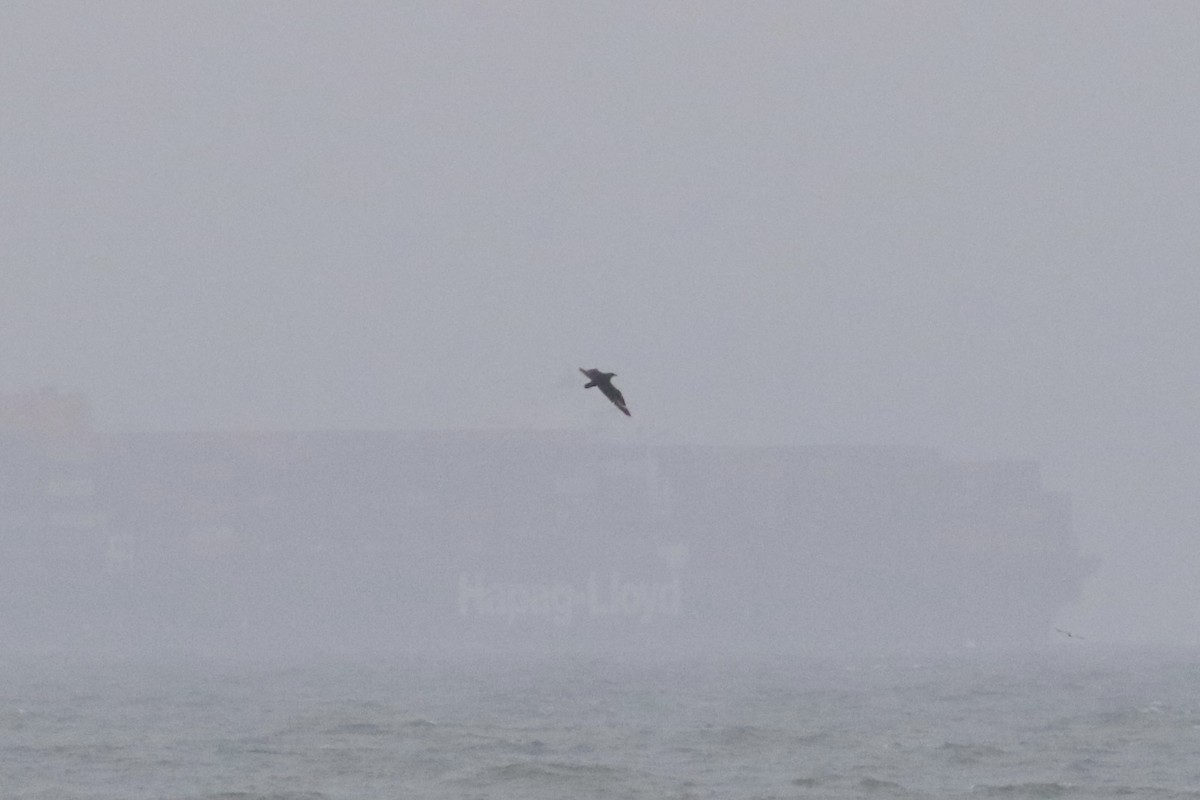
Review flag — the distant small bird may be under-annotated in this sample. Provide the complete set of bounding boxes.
[1055,627,1086,640]
[579,368,631,417]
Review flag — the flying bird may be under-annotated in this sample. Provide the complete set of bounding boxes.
[1055,627,1086,640]
[579,368,631,417]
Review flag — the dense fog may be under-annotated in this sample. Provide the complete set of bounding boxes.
[4,3,1199,656]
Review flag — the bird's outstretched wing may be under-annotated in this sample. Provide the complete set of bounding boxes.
[600,384,631,416]
[579,367,631,416]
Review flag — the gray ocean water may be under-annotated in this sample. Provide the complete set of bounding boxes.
[3,648,1198,799]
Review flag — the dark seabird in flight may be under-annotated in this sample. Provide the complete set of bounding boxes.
[1055,627,1086,640]
[579,368,631,416]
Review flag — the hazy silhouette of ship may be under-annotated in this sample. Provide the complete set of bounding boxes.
[0,391,1096,655]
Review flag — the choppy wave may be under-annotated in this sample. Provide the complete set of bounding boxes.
[938,741,1010,764]
[4,649,1200,799]
[970,783,1200,799]
[971,783,1078,798]
[195,794,330,800]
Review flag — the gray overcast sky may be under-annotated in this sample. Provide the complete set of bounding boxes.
[4,2,1199,642]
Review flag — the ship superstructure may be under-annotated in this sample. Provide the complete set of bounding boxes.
[0,392,1094,654]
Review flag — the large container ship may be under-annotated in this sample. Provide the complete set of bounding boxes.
[0,392,1094,655]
